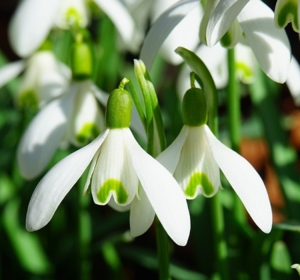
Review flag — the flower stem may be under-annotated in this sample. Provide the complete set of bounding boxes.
[76,180,91,280]
[227,48,247,225]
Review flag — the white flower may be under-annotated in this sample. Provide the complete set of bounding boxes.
[0,51,70,108]
[26,127,191,246]
[140,0,291,84]
[274,0,299,33]
[17,80,106,180]
[9,0,136,57]
[157,124,272,233]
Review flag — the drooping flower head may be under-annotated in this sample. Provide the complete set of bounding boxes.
[157,85,272,233]
[17,41,106,179]
[26,79,191,246]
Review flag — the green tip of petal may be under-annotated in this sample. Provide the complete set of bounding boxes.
[236,62,254,84]
[106,82,132,128]
[182,88,208,126]
[97,179,129,205]
[18,90,39,109]
[184,172,216,198]
[275,1,299,32]
[76,123,100,145]
[70,42,92,81]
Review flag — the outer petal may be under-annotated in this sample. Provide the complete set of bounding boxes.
[8,0,59,57]
[125,129,190,246]
[203,125,272,233]
[140,0,199,69]
[206,0,250,46]
[91,129,139,206]
[130,186,155,237]
[0,60,25,88]
[17,91,74,180]
[237,0,291,83]
[93,0,135,46]
[286,56,300,105]
[26,129,109,231]
[157,4,202,65]
[156,125,189,174]
[173,126,220,198]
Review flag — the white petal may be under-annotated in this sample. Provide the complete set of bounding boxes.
[90,84,109,106]
[83,149,101,195]
[17,92,74,180]
[94,0,135,46]
[206,0,250,46]
[125,129,190,246]
[130,186,155,237]
[8,0,59,57]
[157,125,189,174]
[158,4,202,65]
[91,129,138,206]
[286,56,300,105]
[173,126,220,198]
[204,125,272,233]
[237,0,291,83]
[140,0,199,70]
[108,197,131,212]
[54,0,90,29]
[0,60,25,88]
[69,81,105,147]
[26,129,109,231]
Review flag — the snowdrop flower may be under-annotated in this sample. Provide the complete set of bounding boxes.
[26,83,190,246]
[17,42,106,180]
[157,87,272,233]
[0,51,70,108]
[9,0,136,57]
[141,0,291,84]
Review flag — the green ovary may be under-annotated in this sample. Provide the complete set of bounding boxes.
[277,2,298,31]
[184,172,215,198]
[97,179,129,204]
[76,123,100,145]
[18,90,38,109]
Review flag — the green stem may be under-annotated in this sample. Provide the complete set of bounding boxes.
[227,48,247,226]
[134,60,170,279]
[76,181,91,280]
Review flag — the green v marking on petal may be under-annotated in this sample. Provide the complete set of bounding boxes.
[276,2,299,31]
[76,123,100,145]
[184,172,215,198]
[97,179,129,204]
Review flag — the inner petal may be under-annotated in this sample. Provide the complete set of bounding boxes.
[91,129,138,206]
[174,126,220,198]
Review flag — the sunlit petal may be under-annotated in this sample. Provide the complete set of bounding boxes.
[0,60,25,88]
[91,129,138,206]
[286,56,300,105]
[26,129,109,231]
[8,0,59,57]
[140,0,199,69]
[125,129,190,246]
[94,0,135,46]
[204,125,272,233]
[17,92,74,180]
[206,0,249,46]
[130,186,155,237]
[238,0,291,83]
